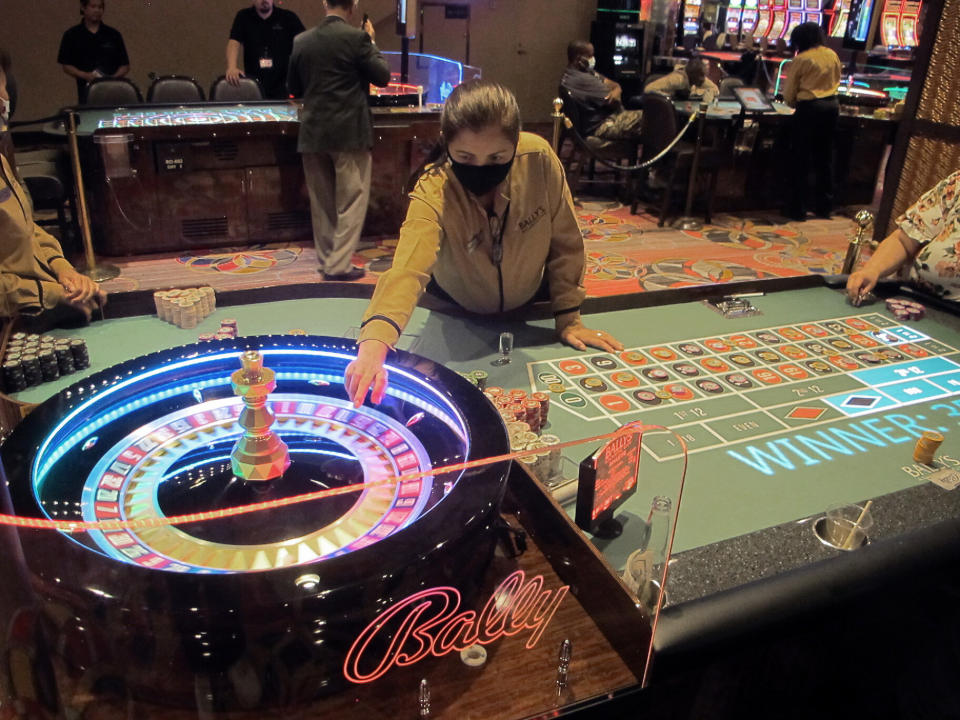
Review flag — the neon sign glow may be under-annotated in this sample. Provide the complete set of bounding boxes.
[343,570,569,683]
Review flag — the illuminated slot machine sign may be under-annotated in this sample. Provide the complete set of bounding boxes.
[804,0,823,25]
[742,0,760,34]
[769,0,789,37]
[880,0,904,44]
[613,31,640,72]
[784,0,806,37]
[575,430,642,538]
[899,0,921,45]
[754,0,774,37]
[727,0,744,35]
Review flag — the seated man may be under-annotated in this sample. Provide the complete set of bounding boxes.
[0,51,106,329]
[560,40,643,141]
[645,57,719,104]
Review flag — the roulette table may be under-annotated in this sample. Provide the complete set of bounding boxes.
[0,325,649,718]
[57,101,441,255]
[3,275,960,717]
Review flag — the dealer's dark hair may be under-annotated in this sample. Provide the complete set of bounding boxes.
[567,40,592,65]
[790,22,824,52]
[405,80,522,193]
[0,47,10,75]
[326,0,357,9]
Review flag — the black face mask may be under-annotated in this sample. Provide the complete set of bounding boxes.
[450,156,514,196]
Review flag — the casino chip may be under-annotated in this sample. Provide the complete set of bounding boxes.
[886,297,925,321]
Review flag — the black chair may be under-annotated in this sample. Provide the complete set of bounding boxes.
[630,92,729,225]
[719,76,745,99]
[209,75,263,102]
[17,149,76,249]
[147,75,205,104]
[556,86,640,199]
[84,77,142,106]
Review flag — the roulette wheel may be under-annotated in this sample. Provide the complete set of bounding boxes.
[0,336,510,710]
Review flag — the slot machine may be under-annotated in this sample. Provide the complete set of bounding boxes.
[754,0,774,37]
[784,0,806,36]
[727,0,744,35]
[899,0,922,45]
[591,17,646,85]
[804,0,823,26]
[683,0,704,36]
[880,0,904,45]
[828,0,849,37]
[769,0,789,37]
[742,0,761,34]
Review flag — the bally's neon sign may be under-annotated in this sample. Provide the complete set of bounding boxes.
[343,570,569,683]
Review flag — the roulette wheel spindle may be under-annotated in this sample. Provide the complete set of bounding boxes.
[230,349,291,482]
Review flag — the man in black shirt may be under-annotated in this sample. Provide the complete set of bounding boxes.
[57,0,130,104]
[226,0,306,100]
[560,41,643,140]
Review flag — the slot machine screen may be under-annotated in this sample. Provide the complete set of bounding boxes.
[846,0,877,42]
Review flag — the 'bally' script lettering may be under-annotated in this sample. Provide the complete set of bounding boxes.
[518,206,546,232]
[343,570,569,683]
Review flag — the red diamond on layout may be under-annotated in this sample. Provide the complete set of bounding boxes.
[787,406,827,420]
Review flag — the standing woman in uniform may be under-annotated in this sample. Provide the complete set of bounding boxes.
[781,22,842,220]
[344,80,623,407]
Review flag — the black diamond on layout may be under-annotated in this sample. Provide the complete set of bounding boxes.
[844,396,879,408]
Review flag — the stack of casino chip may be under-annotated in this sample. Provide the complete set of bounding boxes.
[483,386,551,438]
[1,333,90,393]
[913,431,944,465]
[154,287,217,328]
[457,370,489,391]
[886,297,925,321]
[216,319,239,340]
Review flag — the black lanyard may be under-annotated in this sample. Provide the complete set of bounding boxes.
[490,202,510,266]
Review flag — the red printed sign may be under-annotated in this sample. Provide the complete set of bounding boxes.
[576,429,642,530]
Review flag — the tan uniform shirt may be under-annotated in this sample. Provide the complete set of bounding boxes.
[0,155,72,317]
[358,132,586,347]
[644,69,719,104]
[782,46,842,106]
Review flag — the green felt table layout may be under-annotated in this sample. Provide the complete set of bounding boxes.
[13,280,960,573]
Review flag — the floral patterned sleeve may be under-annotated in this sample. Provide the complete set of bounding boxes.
[897,170,960,246]
[896,170,960,299]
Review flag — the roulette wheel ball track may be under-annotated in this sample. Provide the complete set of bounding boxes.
[0,336,510,711]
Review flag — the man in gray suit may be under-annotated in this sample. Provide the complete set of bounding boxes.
[287,0,390,281]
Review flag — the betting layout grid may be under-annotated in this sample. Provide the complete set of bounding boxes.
[527,313,960,461]
[98,106,298,129]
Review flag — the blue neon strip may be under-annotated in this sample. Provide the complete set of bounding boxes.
[33,348,468,493]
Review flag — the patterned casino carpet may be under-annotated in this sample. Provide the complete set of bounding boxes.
[99,201,861,299]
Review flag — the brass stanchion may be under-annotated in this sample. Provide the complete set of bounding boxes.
[551,97,565,155]
[841,210,875,275]
[66,110,119,282]
[672,103,707,232]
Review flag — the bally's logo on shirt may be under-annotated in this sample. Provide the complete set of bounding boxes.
[0,187,12,204]
[519,206,546,233]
